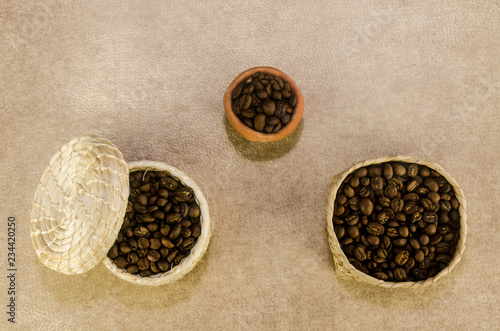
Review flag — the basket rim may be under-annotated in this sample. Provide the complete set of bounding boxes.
[326,155,467,288]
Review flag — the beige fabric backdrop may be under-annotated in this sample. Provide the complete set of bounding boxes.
[1,1,499,330]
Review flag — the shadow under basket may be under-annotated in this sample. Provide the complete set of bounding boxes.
[31,135,212,286]
[326,155,467,288]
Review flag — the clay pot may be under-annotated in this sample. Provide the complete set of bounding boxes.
[224,66,304,142]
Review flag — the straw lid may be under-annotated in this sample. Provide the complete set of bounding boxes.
[31,135,130,275]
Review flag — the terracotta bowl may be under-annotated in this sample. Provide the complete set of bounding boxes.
[224,66,304,142]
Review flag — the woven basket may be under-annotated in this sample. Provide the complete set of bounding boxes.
[102,160,212,286]
[31,136,212,285]
[326,155,467,288]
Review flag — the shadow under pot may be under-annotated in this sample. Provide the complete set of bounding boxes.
[326,155,467,288]
[30,135,212,286]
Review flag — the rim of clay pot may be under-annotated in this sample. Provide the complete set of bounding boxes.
[223,66,304,142]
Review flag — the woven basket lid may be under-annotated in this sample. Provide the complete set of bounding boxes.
[31,135,130,275]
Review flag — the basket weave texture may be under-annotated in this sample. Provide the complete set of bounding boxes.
[102,160,213,286]
[326,155,467,288]
[30,136,130,275]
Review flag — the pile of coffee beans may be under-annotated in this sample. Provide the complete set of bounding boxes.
[107,170,201,277]
[332,162,461,282]
[231,71,297,133]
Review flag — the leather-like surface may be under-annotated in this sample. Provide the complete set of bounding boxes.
[1,1,499,330]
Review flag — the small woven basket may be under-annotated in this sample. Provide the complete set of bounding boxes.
[326,155,467,288]
[31,136,212,285]
[102,160,212,286]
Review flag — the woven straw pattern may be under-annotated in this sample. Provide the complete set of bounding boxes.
[102,160,213,286]
[31,136,130,275]
[326,155,467,288]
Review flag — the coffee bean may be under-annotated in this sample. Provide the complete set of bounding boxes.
[371,176,384,191]
[355,168,368,177]
[395,250,410,266]
[182,237,195,250]
[169,223,182,240]
[394,268,407,281]
[353,246,367,261]
[424,224,437,236]
[385,185,398,199]
[419,234,430,245]
[424,177,439,192]
[114,256,129,269]
[393,163,406,176]
[108,244,119,259]
[137,257,150,271]
[347,226,360,238]
[147,250,160,263]
[254,113,267,131]
[367,235,380,246]
[127,252,139,264]
[367,222,385,235]
[134,226,150,237]
[407,164,418,178]
[393,238,407,247]
[137,237,149,249]
[383,164,393,179]
[406,180,419,192]
[149,238,162,250]
[360,198,374,216]
[119,243,132,254]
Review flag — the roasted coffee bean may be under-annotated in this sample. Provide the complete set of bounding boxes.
[394,268,407,281]
[371,176,384,191]
[372,271,389,281]
[398,226,409,238]
[114,256,129,269]
[367,222,385,235]
[393,163,406,176]
[406,180,419,192]
[161,237,175,249]
[360,198,374,216]
[395,250,410,266]
[383,164,393,179]
[120,243,132,254]
[147,250,160,263]
[391,198,404,213]
[134,226,150,237]
[393,238,407,247]
[353,246,367,261]
[424,224,437,236]
[366,235,380,246]
[344,185,355,198]
[137,257,150,271]
[379,196,391,208]
[169,223,182,240]
[182,237,195,250]
[347,226,360,238]
[127,252,139,264]
[127,264,140,274]
[147,222,159,233]
[419,234,430,246]
[174,188,193,202]
[149,238,162,250]
[407,164,418,178]
[157,260,171,272]
[137,237,150,249]
[109,244,119,259]
[385,185,398,199]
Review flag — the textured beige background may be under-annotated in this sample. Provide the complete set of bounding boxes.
[1,1,500,330]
